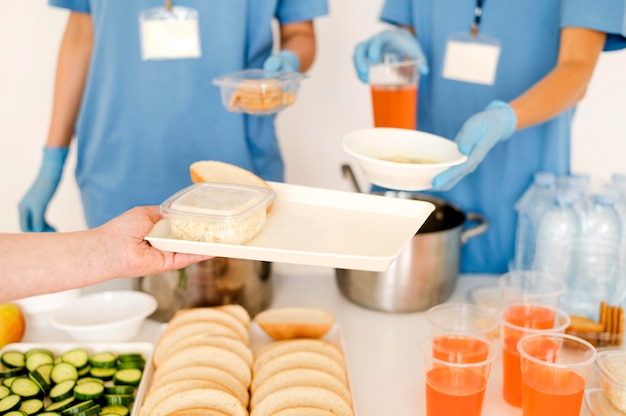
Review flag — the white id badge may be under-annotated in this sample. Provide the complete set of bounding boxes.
[442,32,501,85]
[139,6,201,60]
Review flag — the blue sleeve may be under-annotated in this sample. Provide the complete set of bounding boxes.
[49,0,90,13]
[276,0,328,24]
[562,0,626,51]
[380,0,413,27]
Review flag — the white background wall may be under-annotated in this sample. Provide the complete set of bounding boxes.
[1,0,626,234]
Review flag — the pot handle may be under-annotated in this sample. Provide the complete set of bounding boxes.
[460,212,488,245]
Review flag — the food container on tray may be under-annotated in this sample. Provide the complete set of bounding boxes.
[584,388,626,415]
[159,182,275,245]
[213,69,305,115]
[593,348,626,413]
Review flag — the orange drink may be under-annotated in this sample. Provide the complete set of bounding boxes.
[421,334,496,416]
[427,303,499,343]
[518,333,596,416]
[370,84,417,129]
[426,367,486,416]
[500,303,570,408]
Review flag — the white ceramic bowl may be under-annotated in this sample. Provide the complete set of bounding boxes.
[49,291,157,342]
[342,128,467,191]
[14,289,81,327]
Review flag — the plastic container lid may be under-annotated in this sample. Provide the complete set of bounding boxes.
[160,182,275,245]
[593,349,626,413]
[585,388,625,416]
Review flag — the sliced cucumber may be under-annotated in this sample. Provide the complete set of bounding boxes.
[38,413,62,416]
[61,350,89,370]
[87,367,115,381]
[19,398,44,415]
[75,378,103,386]
[60,400,93,416]
[73,381,104,401]
[1,352,25,369]
[10,377,42,399]
[24,350,53,360]
[100,404,129,416]
[113,369,142,386]
[74,404,100,416]
[117,354,143,363]
[25,353,54,373]
[32,364,53,386]
[0,367,27,379]
[103,386,134,395]
[49,380,76,403]
[103,394,134,406]
[0,385,10,400]
[76,365,91,377]
[89,353,117,369]
[29,370,51,395]
[45,396,76,413]
[0,394,22,414]
[50,363,78,384]
[3,377,17,388]
[4,411,26,416]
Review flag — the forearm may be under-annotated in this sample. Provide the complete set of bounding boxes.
[0,230,113,302]
[509,27,605,131]
[47,12,93,148]
[278,21,317,72]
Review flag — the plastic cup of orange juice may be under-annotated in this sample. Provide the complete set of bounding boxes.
[500,303,571,408]
[420,334,496,416]
[518,333,597,416]
[368,54,421,130]
[427,303,499,342]
[499,270,566,309]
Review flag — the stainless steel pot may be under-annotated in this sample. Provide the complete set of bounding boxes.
[136,258,273,322]
[335,164,488,313]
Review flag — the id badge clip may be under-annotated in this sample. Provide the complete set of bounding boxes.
[139,0,202,61]
[441,0,501,85]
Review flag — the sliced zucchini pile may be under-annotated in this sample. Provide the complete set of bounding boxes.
[0,348,145,416]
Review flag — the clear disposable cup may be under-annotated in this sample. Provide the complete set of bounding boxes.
[368,54,421,129]
[427,303,500,342]
[518,333,597,416]
[500,303,571,408]
[420,334,497,416]
[499,270,566,309]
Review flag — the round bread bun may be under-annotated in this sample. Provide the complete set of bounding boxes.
[149,365,249,407]
[190,160,274,213]
[154,334,253,368]
[251,368,352,410]
[251,351,348,393]
[156,345,251,388]
[253,339,345,375]
[154,321,242,367]
[140,379,236,416]
[147,388,247,416]
[169,307,250,345]
[271,408,334,416]
[167,409,229,416]
[214,304,251,328]
[249,386,354,416]
[254,307,335,340]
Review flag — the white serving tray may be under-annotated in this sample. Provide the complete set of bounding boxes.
[0,342,154,416]
[146,181,434,272]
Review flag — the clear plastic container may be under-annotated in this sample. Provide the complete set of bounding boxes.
[160,182,275,244]
[593,349,626,413]
[584,388,625,416]
[213,69,305,115]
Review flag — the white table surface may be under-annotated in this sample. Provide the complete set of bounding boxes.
[23,263,593,416]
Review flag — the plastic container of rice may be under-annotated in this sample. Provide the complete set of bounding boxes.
[159,182,275,245]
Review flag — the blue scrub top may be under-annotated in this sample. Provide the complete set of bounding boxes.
[48,0,328,228]
[380,0,626,274]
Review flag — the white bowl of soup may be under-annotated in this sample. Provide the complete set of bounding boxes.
[342,128,467,191]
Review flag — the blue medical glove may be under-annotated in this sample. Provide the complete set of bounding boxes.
[432,100,518,191]
[353,28,429,83]
[263,50,300,72]
[19,146,69,232]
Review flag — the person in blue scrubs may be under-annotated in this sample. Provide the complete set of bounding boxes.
[354,1,626,274]
[19,1,328,230]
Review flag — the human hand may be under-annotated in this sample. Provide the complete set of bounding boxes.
[432,101,518,191]
[99,206,211,279]
[263,50,300,72]
[18,147,69,232]
[353,28,429,83]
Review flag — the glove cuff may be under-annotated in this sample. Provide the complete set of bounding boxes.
[278,50,300,72]
[486,100,517,140]
[41,146,69,176]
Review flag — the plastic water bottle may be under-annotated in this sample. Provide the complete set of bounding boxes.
[513,172,555,270]
[533,190,581,290]
[570,192,622,318]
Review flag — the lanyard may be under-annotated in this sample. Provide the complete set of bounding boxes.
[470,0,485,38]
